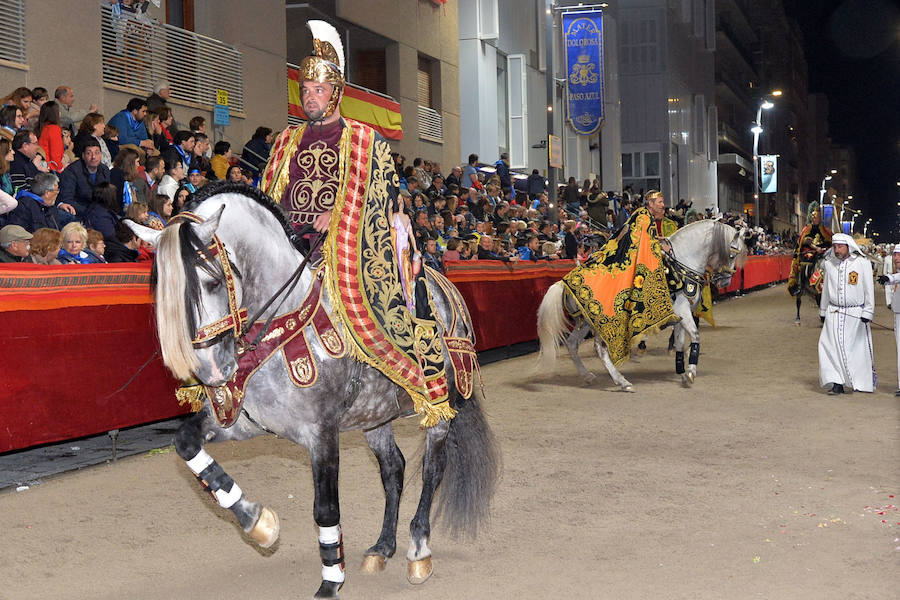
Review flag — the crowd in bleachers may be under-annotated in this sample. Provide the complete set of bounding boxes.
[0,82,795,267]
[0,82,269,264]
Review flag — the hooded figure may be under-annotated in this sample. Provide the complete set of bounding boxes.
[876,244,900,396]
[818,233,875,394]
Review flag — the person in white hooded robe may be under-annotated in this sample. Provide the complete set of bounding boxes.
[877,245,900,396]
[818,233,876,394]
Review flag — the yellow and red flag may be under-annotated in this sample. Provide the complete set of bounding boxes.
[288,66,403,140]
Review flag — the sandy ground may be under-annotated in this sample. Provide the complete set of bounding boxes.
[1,284,899,600]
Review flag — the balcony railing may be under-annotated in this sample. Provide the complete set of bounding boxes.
[100,5,244,113]
[0,0,26,66]
[417,105,443,144]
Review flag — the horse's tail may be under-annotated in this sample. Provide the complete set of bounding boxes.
[534,281,568,374]
[435,390,500,539]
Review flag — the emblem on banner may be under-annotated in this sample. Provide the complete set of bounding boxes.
[848,271,858,285]
[569,54,599,85]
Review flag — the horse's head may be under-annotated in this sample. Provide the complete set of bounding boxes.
[707,223,748,289]
[128,204,244,386]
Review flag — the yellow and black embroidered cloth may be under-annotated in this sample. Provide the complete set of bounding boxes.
[562,208,679,365]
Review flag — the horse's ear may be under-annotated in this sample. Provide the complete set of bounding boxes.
[124,219,162,247]
[193,205,226,245]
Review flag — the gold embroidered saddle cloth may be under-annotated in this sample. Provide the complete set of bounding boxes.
[177,270,346,427]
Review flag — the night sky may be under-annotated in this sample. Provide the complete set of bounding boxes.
[783,0,900,240]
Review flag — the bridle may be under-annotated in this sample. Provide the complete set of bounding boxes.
[171,211,324,355]
[665,231,744,289]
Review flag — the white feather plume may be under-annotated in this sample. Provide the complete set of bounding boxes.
[307,20,344,77]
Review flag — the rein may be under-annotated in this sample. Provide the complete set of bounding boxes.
[666,229,742,288]
[171,212,324,355]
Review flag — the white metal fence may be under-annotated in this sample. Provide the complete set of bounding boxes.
[100,5,244,113]
[417,105,443,144]
[0,0,26,65]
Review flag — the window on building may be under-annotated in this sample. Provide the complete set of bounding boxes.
[507,53,527,168]
[694,94,706,155]
[620,12,661,75]
[356,49,387,95]
[622,153,633,178]
[417,54,442,144]
[0,0,26,64]
[645,152,660,177]
[167,0,194,31]
[497,55,509,156]
[417,56,433,108]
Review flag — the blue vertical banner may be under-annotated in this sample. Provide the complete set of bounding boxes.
[563,11,605,136]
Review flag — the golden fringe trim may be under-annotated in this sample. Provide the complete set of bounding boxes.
[175,382,206,412]
[617,313,681,367]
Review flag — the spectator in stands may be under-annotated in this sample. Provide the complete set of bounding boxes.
[156,106,175,149]
[85,229,107,263]
[0,224,32,262]
[0,138,14,197]
[526,169,545,201]
[143,109,164,153]
[104,219,140,262]
[57,222,93,264]
[36,101,65,172]
[1,87,32,114]
[189,115,207,135]
[146,193,173,230]
[226,164,246,183]
[412,157,431,190]
[24,87,49,129]
[9,130,49,192]
[8,172,76,232]
[477,234,517,262]
[164,130,194,174]
[422,238,443,273]
[424,174,444,202]
[140,154,164,199]
[494,152,512,196]
[517,235,546,262]
[54,86,98,136]
[172,185,191,215]
[59,138,111,214]
[103,123,120,160]
[125,200,149,226]
[0,105,24,143]
[443,237,461,262]
[210,141,231,180]
[157,154,183,201]
[82,182,120,241]
[240,126,273,179]
[74,113,110,166]
[561,220,578,259]
[190,133,213,178]
[25,227,62,264]
[110,146,141,210]
[461,153,479,191]
[445,165,462,190]
[107,98,154,151]
[562,176,580,215]
[146,80,170,113]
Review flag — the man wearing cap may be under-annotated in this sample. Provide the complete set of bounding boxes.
[0,225,32,262]
[877,245,900,396]
[818,233,876,395]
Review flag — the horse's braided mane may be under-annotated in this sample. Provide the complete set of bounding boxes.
[182,180,305,253]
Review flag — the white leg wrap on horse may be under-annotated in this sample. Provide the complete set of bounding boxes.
[185,449,214,475]
[213,483,242,509]
[319,525,345,583]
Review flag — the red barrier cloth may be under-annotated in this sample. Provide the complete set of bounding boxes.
[738,255,793,290]
[0,264,185,453]
[444,260,574,351]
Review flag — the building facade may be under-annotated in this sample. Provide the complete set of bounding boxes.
[618,0,718,211]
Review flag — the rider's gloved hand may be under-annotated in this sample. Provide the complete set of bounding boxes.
[877,275,889,285]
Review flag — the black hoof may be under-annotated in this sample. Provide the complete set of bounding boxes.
[314,580,343,599]
[827,383,844,395]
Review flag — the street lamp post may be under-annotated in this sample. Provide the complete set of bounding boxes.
[864,218,872,238]
[751,99,774,228]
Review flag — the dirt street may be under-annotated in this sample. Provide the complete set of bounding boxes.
[1,284,898,600]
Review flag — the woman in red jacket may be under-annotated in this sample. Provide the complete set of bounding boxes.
[36,101,64,172]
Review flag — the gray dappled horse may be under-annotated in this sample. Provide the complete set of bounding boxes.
[127,182,498,599]
[536,219,746,390]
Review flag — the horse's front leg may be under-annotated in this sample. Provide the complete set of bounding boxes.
[673,296,700,385]
[408,418,451,584]
[309,427,345,599]
[360,422,405,574]
[174,409,280,547]
[595,339,634,392]
[566,321,597,384]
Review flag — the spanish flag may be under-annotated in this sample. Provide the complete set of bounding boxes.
[288,66,403,141]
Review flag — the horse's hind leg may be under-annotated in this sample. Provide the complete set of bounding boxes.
[174,409,280,548]
[360,422,405,573]
[595,339,634,392]
[673,297,700,385]
[407,418,451,584]
[566,321,597,384]
[795,295,802,325]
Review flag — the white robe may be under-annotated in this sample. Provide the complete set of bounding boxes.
[885,272,900,388]
[818,253,876,392]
